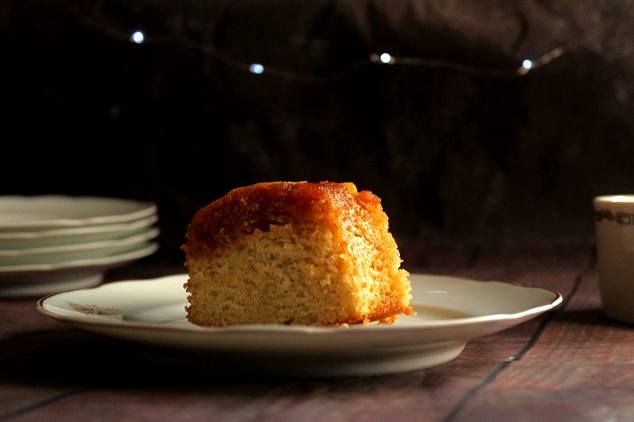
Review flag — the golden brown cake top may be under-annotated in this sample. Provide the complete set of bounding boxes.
[184,181,388,256]
[183,181,412,326]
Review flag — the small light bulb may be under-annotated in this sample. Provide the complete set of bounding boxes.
[131,31,144,44]
[522,59,533,69]
[249,64,264,74]
[380,53,392,64]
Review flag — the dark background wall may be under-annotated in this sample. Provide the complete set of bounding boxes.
[2,0,634,254]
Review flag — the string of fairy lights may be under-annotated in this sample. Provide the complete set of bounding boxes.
[66,1,601,84]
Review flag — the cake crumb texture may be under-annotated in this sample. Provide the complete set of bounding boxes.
[183,181,412,326]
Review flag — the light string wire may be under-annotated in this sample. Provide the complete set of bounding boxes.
[63,1,603,83]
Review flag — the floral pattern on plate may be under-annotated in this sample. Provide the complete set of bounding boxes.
[68,302,124,320]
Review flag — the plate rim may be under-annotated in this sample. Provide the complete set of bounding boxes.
[0,214,159,241]
[0,242,159,275]
[36,273,563,335]
[0,227,160,256]
[0,195,157,230]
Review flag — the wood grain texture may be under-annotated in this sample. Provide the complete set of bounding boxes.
[447,247,634,422]
[0,244,614,422]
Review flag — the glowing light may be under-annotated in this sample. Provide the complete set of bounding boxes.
[522,59,533,70]
[380,53,392,64]
[249,64,264,74]
[131,31,144,44]
[610,195,634,203]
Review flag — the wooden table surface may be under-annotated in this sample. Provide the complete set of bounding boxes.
[2,242,633,422]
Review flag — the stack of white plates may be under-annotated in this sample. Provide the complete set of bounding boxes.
[0,196,159,298]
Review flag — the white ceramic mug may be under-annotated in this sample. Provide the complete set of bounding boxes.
[594,195,634,324]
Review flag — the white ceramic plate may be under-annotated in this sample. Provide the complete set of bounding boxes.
[0,196,157,232]
[0,214,158,249]
[37,273,562,377]
[0,227,159,265]
[0,243,158,298]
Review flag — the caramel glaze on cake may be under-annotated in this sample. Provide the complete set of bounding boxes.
[183,181,413,327]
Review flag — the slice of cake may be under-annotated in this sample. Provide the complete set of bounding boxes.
[182,181,412,326]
